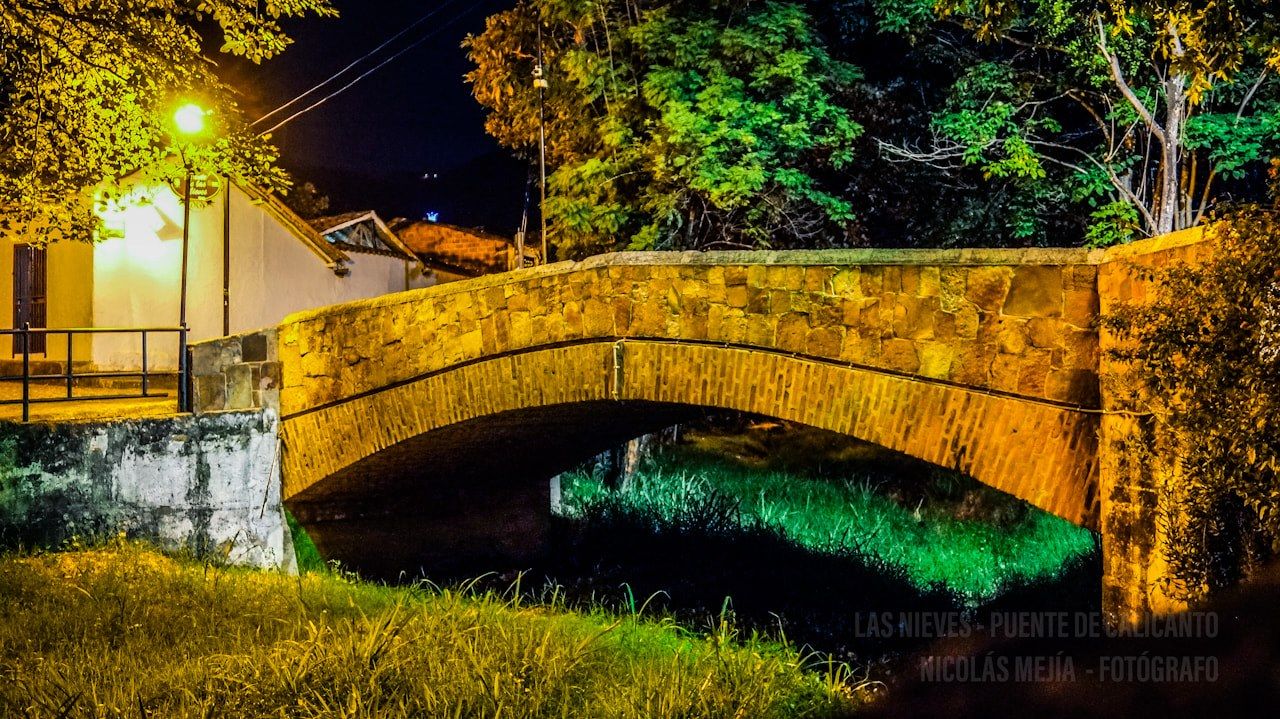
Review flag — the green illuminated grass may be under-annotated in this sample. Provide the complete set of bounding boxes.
[0,542,864,718]
[558,447,1097,603]
[285,508,326,573]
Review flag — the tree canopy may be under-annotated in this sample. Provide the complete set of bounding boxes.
[470,0,1280,251]
[0,0,335,242]
[881,0,1280,243]
[467,0,863,258]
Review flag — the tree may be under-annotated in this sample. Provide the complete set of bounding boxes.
[876,0,1280,244]
[0,0,336,242]
[826,0,1089,247]
[283,181,332,220]
[467,0,862,258]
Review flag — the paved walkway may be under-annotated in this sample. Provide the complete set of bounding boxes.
[0,381,179,422]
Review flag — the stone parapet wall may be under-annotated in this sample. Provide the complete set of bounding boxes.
[191,328,282,413]
[278,249,1102,417]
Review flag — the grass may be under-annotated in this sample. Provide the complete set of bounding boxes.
[558,441,1098,604]
[0,540,866,718]
[286,508,327,573]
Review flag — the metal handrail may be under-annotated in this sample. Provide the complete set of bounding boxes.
[0,324,190,421]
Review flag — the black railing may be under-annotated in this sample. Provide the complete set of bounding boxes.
[0,324,190,422]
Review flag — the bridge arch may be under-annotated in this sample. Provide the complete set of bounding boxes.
[277,337,1098,577]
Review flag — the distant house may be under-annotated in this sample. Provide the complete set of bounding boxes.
[393,220,538,280]
[1,177,429,370]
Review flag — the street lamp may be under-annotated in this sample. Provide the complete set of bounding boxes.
[172,102,210,412]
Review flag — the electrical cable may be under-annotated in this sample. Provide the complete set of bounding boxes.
[252,0,469,128]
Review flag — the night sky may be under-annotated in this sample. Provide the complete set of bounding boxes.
[225,0,526,234]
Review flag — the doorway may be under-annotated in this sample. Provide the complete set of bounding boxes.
[12,244,47,355]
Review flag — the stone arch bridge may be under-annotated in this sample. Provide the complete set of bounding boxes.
[191,230,1209,624]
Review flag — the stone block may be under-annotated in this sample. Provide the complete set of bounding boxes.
[965,266,1013,311]
[831,268,860,296]
[952,305,980,339]
[1046,369,1100,405]
[917,267,941,298]
[917,343,956,378]
[1064,289,1100,328]
[881,338,919,372]
[193,374,226,413]
[240,332,269,363]
[744,316,773,346]
[258,362,283,390]
[777,314,809,349]
[1026,318,1061,349]
[860,267,883,295]
[997,325,1028,354]
[805,267,832,292]
[583,298,612,336]
[892,295,937,340]
[989,353,1023,392]
[1016,349,1054,396]
[783,266,805,291]
[769,290,793,313]
[841,333,880,363]
[883,266,903,293]
[806,327,843,358]
[227,364,254,409]
[951,342,995,385]
[1064,264,1098,291]
[1004,265,1063,317]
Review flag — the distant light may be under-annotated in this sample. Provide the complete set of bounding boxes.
[173,103,209,136]
[425,211,440,223]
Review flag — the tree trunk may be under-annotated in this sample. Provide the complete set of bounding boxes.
[1156,77,1187,236]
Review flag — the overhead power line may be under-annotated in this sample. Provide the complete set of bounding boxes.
[253,0,470,130]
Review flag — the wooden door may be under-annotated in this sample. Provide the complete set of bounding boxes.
[12,244,47,355]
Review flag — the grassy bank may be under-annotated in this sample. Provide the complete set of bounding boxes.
[0,542,864,718]
[559,435,1098,604]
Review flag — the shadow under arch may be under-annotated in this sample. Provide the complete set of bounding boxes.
[281,340,1099,579]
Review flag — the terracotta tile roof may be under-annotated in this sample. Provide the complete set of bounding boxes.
[392,221,519,276]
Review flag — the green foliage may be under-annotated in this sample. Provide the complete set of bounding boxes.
[0,0,336,242]
[281,180,332,220]
[558,447,1097,603]
[284,510,327,574]
[0,542,863,717]
[877,0,1280,240]
[467,1,861,258]
[1105,208,1280,598]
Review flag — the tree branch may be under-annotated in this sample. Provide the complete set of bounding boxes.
[1097,15,1166,146]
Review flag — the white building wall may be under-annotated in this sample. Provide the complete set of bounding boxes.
[89,180,423,369]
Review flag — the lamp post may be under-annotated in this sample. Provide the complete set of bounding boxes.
[172,102,210,412]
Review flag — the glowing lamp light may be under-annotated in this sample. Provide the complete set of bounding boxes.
[173,103,209,136]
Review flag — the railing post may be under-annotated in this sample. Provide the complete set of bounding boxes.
[65,331,74,398]
[177,324,190,413]
[140,330,149,396]
[21,323,30,422]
